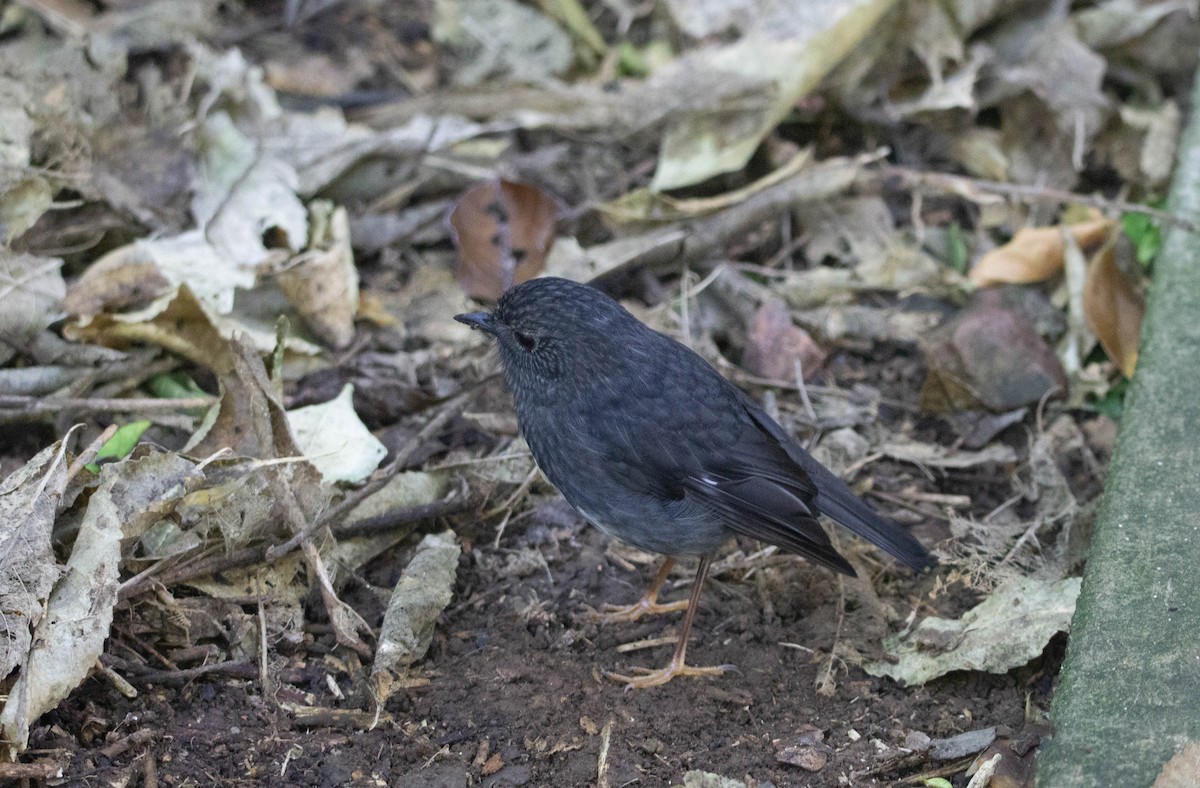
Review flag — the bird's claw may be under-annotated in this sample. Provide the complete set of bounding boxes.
[602,661,735,690]
[584,597,689,624]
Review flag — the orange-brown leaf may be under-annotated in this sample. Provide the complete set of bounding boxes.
[970,219,1114,286]
[449,180,560,301]
[1083,245,1144,378]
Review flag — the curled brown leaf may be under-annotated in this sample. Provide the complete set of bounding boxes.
[1083,244,1144,378]
[449,180,560,301]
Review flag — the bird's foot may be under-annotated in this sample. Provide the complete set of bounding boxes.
[586,597,689,624]
[602,659,736,690]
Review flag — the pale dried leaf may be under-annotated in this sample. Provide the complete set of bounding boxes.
[651,0,899,190]
[0,443,67,681]
[344,472,452,525]
[993,22,1108,141]
[0,252,66,366]
[68,285,234,376]
[335,471,453,572]
[389,264,479,345]
[62,243,176,317]
[931,727,996,760]
[601,149,811,227]
[1076,0,1192,50]
[1058,227,1094,381]
[93,0,218,49]
[434,0,573,86]
[0,365,87,396]
[795,303,942,344]
[865,577,1081,684]
[0,95,33,170]
[288,384,386,484]
[194,112,308,267]
[0,177,53,242]
[270,111,487,197]
[263,49,374,98]
[1120,101,1182,189]
[0,452,193,755]
[275,203,359,348]
[682,771,747,788]
[370,530,461,702]
[880,438,1017,469]
[185,552,306,604]
[177,463,275,546]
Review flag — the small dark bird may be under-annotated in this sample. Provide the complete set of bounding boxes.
[456,277,934,688]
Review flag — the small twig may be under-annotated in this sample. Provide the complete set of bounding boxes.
[0,395,216,414]
[779,641,815,653]
[885,166,1200,233]
[489,466,539,548]
[99,728,155,760]
[794,359,817,423]
[142,748,159,788]
[120,545,260,599]
[113,622,179,671]
[764,230,809,269]
[868,490,954,524]
[679,264,692,349]
[586,154,875,283]
[272,470,373,659]
[421,745,451,770]
[103,656,258,685]
[815,570,847,697]
[287,705,396,729]
[258,597,271,700]
[718,359,922,414]
[29,423,81,504]
[892,490,972,507]
[94,659,138,699]
[615,635,678,654]
[66,423,116,482]
[983,492,1024,523]
[596,718,614,788]
[0,760,66,780]
[334,491,479,540]
[840,451,883,479]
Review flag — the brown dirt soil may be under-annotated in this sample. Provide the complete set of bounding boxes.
[31,508,1057,787]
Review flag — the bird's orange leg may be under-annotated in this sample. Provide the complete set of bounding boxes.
[603,556,734,689]
[588,557,689,623]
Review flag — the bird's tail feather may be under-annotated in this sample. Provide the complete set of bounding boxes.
[795,452,936,572]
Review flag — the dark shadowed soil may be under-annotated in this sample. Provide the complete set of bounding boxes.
[32,505,1057,787]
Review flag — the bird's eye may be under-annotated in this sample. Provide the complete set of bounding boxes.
[514,331,537,351]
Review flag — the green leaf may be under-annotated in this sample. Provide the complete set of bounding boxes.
[1122,201,1165,268]
[947,221,969,273]
[146,372,204,399]
[86,420,152,473]
[1089,377,1129,420]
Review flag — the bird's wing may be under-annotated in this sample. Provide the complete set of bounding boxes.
[682,471,856,575]
[734,390,936,572]
[674,394,855,575]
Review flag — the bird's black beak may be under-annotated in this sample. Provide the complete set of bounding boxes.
[455,311,496,334]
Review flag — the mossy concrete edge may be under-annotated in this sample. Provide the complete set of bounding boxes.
[1036,70,1200,785]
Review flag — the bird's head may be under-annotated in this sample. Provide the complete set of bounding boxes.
[455,277,636,390]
